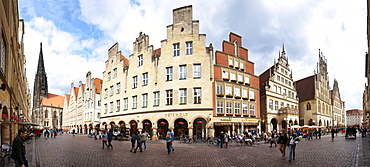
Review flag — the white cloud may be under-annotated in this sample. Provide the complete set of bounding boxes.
[21,0,367,110]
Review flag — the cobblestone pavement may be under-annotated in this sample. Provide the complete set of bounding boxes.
[23,133,367,167]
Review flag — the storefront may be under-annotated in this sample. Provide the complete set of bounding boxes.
[213,117,260,137]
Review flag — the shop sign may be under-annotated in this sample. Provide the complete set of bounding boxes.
[109,118,120,121]
[165,113,188,117]
[220,118,231,121]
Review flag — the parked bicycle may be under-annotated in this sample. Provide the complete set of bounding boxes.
[207,137,219,146]
[1,143,13,167]
[179,135,192,144]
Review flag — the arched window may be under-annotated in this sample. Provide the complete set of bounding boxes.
[45,110,48,118]
[234,41,238,56]
[306,103,311,110]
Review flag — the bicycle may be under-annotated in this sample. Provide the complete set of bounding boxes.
[207,137,219,146]
[1,144,13,167]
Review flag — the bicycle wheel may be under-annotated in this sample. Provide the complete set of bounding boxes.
[26,138,32,144]
[207,140,212,146]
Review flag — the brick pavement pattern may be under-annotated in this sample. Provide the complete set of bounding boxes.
[28,133,365,167]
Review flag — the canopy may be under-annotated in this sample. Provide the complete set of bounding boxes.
[18,122,40,126]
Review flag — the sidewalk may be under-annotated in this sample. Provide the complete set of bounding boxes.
[359,135,370,167]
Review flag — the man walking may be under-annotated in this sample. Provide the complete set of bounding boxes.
[277,129,288,159]
[141,131,149,150]
[168,129,175,152]
[219,131,225,148]
[11,128,28,167]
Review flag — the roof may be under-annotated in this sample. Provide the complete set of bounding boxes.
[153,48,161,55]
[120,55,129,66]
[66,94,70,105]
[295,75,315,102]
[346,109,363,116]
[41,93,64,108]
[74,87,79,97]
[94,78,102,94]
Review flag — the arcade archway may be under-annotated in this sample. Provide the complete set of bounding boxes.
[174,118,188,138]
[271,118,277,131]
[157,119,169,139]
[193,118,207,139]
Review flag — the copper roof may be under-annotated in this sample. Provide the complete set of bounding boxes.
[94,78,102,94]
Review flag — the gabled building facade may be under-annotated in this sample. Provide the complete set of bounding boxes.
[213,32,260,135]
[330,79,345,127]
[346,109,363,127]
[83,72,102,134]
[295,51,332,127]
[100,5,215,139]
[259,46,299,132]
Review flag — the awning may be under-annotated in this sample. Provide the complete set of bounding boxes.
[18,122,40,126]
[214,122,258,126]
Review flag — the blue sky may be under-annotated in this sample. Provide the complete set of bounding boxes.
[19,0,367,110]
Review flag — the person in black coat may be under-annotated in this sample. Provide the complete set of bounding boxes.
[11,128,28,167]
[277,129,289,159]
[107,129,114,149]
[219,131,225,148]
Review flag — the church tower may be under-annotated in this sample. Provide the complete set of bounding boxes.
[32,43,48,110]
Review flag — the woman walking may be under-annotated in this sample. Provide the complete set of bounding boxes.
[101,131,108,149]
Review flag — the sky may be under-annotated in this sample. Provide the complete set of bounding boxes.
[18,0,367,110]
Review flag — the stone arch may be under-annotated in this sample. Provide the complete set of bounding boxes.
[270,118,278,131]
[174,118,188,138]
[192,117,207,139]
[306,102,311,110]
[156,119,169,139]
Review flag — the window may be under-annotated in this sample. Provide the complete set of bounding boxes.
[142,94,148,108]
[222,71,229,79]
[226,86,232,96]
[249,90,255,99]
[306,103,311,110]
[113,68,117,78]
[217,101,224,113]
[194,88,201,104]
[133,76,138,88]
[154,92,160,106]
[242,104,248,115]
[281,102,284,108]
[275,101,279,110]
[288,91,291,98]
[179,65,187,79]
[234,60,239,68]
[132,96,137,109]
[242,89,248,98]
[277,75,280,81]
[0,36,5,74]
[269,100,273,110]
[216,85,223,95]
[240,62,244,69]
[108,72,111,81]
[228,58,233,66]
[104,89,108,98]
[123,98,128,110]
[98,100,101,107]
[110,86,114,96]
[287,104,290,108]
[173,43,180,56]
[234,87,240,97]
[166,67,173,81]
[238,74,243,82]
[110,102,113,113]
[186,42,193,55]
[138,55,143,66]
[45,110,48,118]
[230,73,236,81]
[244,76,250,84]
[166,90,173,105]
[278,87,281,94]
[250,105,255,115]
[234,42,238,55]
[116,100,120,112]
[226,102,232,114]
[193,64,201,78]
[292,93,295,99]
[142,73,148,86]
[273,85,277,93]
[116,83,121,94]
[180,89,187,104]
[283,89,286,95]
[235,103,240,114]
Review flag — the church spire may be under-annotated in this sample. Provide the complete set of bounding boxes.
[33,42,48,109]
[37,43,45,72]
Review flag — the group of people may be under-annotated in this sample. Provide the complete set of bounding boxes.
[128,130,149,153]
[273,129,300,163]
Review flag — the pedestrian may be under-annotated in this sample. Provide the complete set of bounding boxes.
[134,131,143,153]
[107,129,113,149]
[141,131,149,150]
[11,128,28,167]
[168,129,175,152]
[331,128,335,141]
[224,132,229,148]
[165,132,172,155]
[277,129,288,159]
[130,131,138,153]
[101,131,108,149]
[288,132,299,163]
[308,129,313,140]
[219,131,225,148]
[72,128,76,137]
[270,131,277,147]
